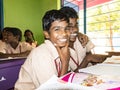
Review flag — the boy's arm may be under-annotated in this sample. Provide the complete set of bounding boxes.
[55,43,70,77]
[75,52,92,71]
[75,52,109,72]
[14,66,35,90]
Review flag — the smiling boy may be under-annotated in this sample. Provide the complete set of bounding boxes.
[14,9,79,90]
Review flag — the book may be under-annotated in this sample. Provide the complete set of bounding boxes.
[36,74,99,90]
[60,72,120,90]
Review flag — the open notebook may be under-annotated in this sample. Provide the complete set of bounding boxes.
[37,63,120,90]
[36,74,99,90]
[77,63,120,90]
[36,63,120,90]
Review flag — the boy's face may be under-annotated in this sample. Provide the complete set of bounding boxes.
[6,31,18,43]
[69,18,78,42]
[25,32,33,41]
[2,30,8,42]
[45,20,70,47]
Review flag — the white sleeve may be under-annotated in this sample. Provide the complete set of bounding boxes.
[86,40,95,52]
[0,41,6,53]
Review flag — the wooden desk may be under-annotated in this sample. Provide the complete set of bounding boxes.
[106,51,120,56]
[0,58,26,90]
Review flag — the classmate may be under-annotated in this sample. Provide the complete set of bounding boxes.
[0,30,5,53]
[0,27,10,54]
[0,28,8,54]
[15,9,78,89]
[1,27,9,42]
[24,29,38,48]
[60,6,108,69]
[0,27,33,58]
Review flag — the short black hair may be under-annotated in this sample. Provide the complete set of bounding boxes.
[24,29,35,41]
[42,9,69,32]
[5,27,22,41]
[24,29,33,36]
[60,6,78,19]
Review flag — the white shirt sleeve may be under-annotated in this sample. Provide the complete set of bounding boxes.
[0,41,6,53]
[86,40,95,52]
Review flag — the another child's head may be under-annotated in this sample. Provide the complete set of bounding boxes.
[42,9,69,32]
[24,29,35,42]
[60,6,79,42]
[60,6,78,19]
[42,9,70,47]
[5,27,22,43]
[2,27,10,42]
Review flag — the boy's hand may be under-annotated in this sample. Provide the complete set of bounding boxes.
[54,42,70,76]
[78,32,89,47]
[55,42,70,63]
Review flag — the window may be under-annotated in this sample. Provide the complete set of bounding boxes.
[62,0,120,54]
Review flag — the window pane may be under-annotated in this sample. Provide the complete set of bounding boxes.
[62,0,120,54]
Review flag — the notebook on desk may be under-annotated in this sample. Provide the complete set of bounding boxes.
[36,63,120,90]
[60,71,120,90]
[60,63,120,90]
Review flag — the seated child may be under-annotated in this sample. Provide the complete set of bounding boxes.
[24,29,38,48]
[0,30,6,53]
[14,9,79,90]
[60,6,108,70]
[0,27,33,58]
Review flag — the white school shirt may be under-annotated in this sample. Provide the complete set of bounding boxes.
[4,42,33,54]
[15,40,78,90]
[0,40,6,53]
[74,38,95,64]
[24,41,38,48]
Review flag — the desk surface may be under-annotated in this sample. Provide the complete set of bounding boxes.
[106,51,120,56]
[38,62,120,90]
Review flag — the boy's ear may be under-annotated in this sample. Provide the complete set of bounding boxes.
[43,31,50,39]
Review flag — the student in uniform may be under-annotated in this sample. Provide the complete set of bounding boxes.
[60,6,108,69]
[14,9,79,89]
[0,27,10,55]
[24,29,38,48]
[1,27,9,42]
[0,30,5,53]
[0,27,33,58]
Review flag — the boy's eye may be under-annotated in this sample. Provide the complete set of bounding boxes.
[69,25,78,29]
[52,26,70,31]
[51,26,60,31]
[7,33,12,36]
[65,26,71,30]
[54,27,60,31]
